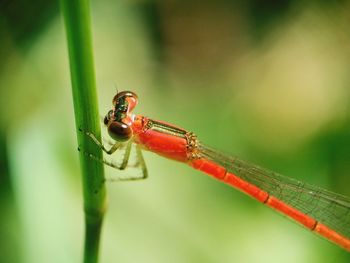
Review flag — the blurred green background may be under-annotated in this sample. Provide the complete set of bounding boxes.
[1,0,350,262]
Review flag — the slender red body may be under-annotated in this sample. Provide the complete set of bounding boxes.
[130,114,350,252]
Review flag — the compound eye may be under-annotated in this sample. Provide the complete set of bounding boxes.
[112,91,138,109]
[104,110,114,125]
[108,121,132,142]
[103,116,109,125]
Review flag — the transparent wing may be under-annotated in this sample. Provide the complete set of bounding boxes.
[199,144,350,240]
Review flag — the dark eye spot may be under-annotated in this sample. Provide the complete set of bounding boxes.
[108,121,132,142]
[104,110,114,125]
[103,115,109,125]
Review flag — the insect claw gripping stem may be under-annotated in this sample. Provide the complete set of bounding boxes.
[78,128,148,181]
[79,127,121,155]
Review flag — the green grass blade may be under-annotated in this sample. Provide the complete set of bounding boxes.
[60,0,107,262]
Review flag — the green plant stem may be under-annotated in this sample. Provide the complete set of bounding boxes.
[60,0,107,262]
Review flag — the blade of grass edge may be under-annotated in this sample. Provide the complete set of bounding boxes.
[60,1,107,262]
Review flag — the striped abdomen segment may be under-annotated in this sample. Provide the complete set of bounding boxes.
[190,158,350,251]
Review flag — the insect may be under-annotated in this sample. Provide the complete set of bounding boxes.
[81,90,350,251]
